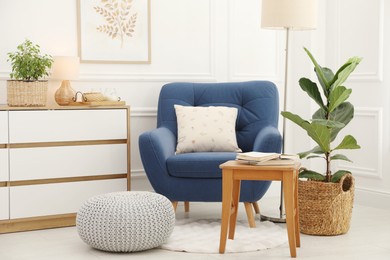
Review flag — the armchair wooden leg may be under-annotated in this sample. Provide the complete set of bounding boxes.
[244,202,256,228]
[252,202,260,214]
[184,201,190,212]
[172,201,178,212]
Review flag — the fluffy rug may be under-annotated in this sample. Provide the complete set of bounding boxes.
[160,218,287,253]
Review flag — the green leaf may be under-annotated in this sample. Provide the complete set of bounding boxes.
[317,67,334,97]
[299,170,326,181]
[331,170,351,183]
[330,154,353,162]
[307,155,324,160]
[329,102,354,123]
[307,123,331,152]
[299,78,326,110]
[304,47,330,91]
[311,119,345,128]
[328,86,352,113]
[281,111,310,128]
[298,146,324,158]
[334,135,361,150]
[313,102,354,141]
[329,62,350,87]
[282,112,331,152]
[332,56,362,89]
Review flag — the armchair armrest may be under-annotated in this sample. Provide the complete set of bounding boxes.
[252,126,282,153]
[139,127,176,176]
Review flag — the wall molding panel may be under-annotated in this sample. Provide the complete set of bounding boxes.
[227,0,283,82]
[338,108,383,179]
[334,0,384,83]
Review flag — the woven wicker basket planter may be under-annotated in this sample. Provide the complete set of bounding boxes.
[7,80,48,107]
[298,174,355,236]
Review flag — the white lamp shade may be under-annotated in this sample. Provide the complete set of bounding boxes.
[261,0,317,30]
[51,56,80,80]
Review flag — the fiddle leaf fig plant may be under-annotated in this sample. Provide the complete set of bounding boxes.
[7,39,53,81]
[281,48,362,183]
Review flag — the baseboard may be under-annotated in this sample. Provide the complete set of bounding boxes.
[264,182,390,210]
[355,187,390,209]
[0,213,76,234]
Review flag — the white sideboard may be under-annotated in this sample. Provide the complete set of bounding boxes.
[0,106,130,233]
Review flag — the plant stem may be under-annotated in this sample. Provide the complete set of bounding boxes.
[325,152,331,182]
[325,109,331,182]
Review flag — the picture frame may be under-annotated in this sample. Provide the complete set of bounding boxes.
[77,0,151,64]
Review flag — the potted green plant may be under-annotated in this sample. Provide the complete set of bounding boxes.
[7,39,53,107]
[281,48,362,235]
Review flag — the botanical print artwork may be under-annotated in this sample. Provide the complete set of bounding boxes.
[94,0,138,48]
[78,0,150,63]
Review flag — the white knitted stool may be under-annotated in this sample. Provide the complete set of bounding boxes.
[76,191,175,252]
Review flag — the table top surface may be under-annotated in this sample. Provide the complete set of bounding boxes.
[220,160,301,170]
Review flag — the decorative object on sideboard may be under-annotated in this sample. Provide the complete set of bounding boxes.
[83,92,106,102]
[6,39,53,107]
[281,48,362,235]
[70,91,125,106]
[51,56,80,106]
[260,0,318,223]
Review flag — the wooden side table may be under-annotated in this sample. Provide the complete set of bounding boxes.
[219,160,301,257]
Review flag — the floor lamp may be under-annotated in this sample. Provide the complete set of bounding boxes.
[260,0,317,223]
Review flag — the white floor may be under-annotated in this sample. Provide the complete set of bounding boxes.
[0,198,389,260]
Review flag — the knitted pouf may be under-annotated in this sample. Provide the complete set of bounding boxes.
[76,191,175,252]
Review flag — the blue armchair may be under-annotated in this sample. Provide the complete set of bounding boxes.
[139,81,281,218]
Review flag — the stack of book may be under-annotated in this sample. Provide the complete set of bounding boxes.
[236,152,298,165]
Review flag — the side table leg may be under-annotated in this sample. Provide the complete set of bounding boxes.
[219,169,234,253]
[283,171,297,258]
[294,169,300,247]
[229,180,241,239]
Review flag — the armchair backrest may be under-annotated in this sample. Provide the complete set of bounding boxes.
[157,81,279,152]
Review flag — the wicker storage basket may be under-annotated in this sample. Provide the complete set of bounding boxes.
[298,174,355,236]
[7,80,48,107]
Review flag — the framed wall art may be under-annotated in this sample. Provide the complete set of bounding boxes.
[77,0,151,64]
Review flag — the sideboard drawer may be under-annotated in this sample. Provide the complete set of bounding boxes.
[10,179,127,219]
[0,106,130,233]
[0,187,9,220]
[0,111,7,143]
[10,144,128,181]
[0,150,8,181]
[9,109,128,143]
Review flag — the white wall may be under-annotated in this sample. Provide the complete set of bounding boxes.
[322,0,390,208]
[0,0,388,208]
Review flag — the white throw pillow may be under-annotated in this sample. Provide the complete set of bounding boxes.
[174,105,242,154]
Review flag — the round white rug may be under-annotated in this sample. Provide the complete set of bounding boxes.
[160,218,288,254]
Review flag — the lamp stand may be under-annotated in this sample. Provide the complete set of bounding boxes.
[261,28,290,223]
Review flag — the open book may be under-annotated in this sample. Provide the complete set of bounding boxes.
[236,152,299,166]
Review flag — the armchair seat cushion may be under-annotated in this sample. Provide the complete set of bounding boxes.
[166,152,236,179]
